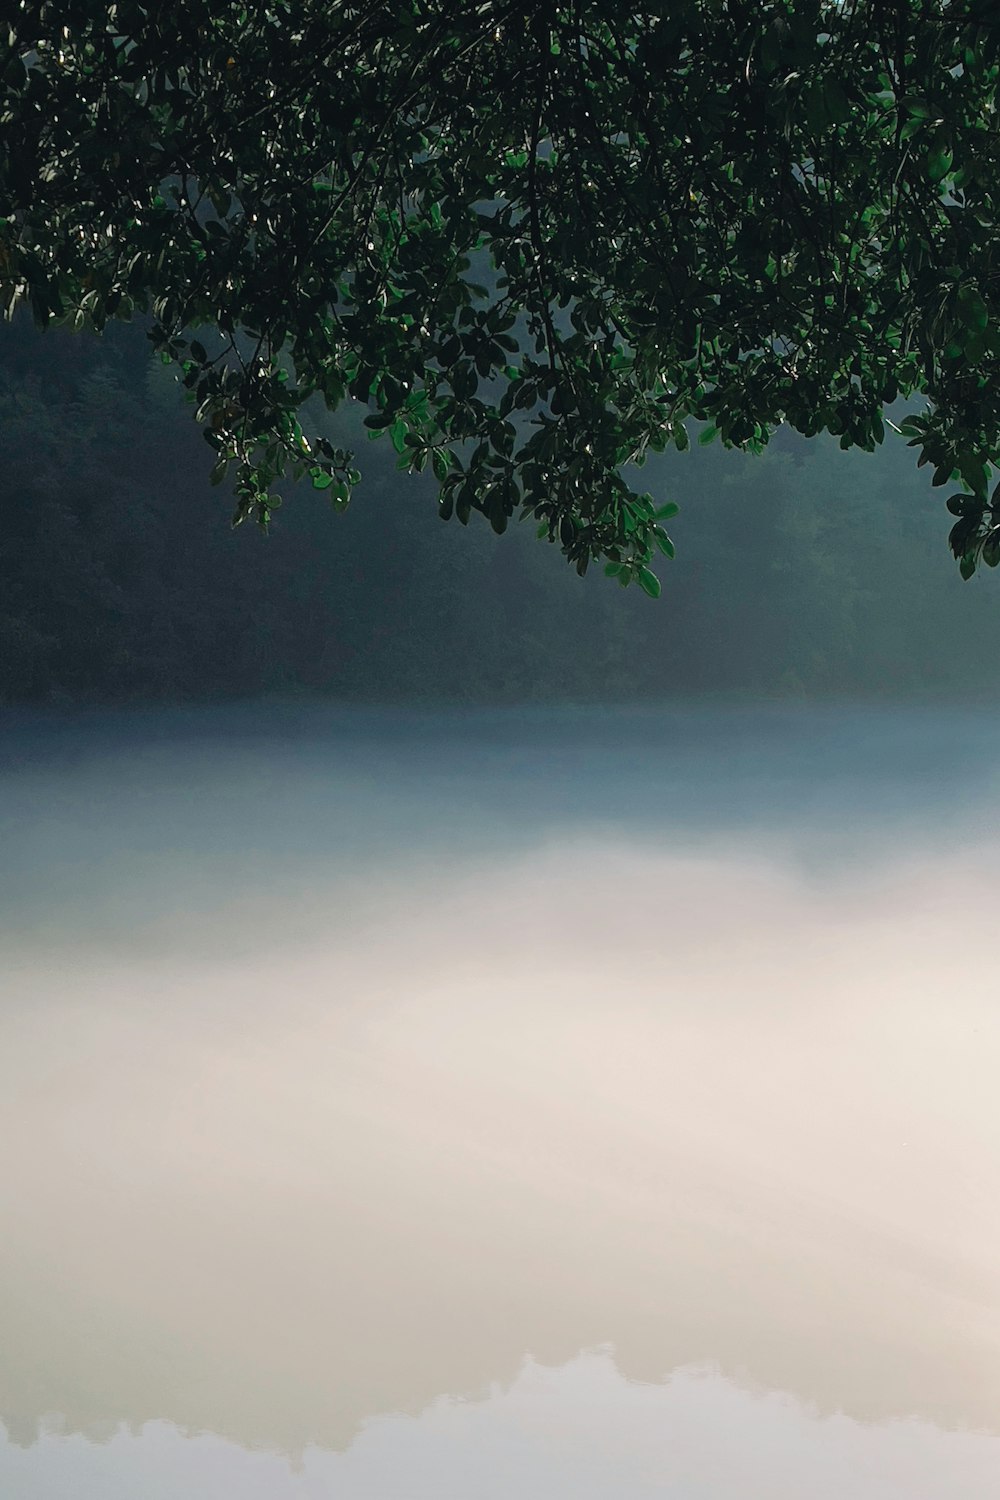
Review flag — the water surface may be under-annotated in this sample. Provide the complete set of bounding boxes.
[2,704,999,1496]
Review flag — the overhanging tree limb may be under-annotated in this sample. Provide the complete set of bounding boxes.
[4,1,1000,581]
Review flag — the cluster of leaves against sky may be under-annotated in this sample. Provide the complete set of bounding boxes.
[4,0,1000,587]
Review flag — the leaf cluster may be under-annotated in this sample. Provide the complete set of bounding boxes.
[5,2,1000,579]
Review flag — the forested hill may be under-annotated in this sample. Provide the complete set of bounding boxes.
[2,317,998,706]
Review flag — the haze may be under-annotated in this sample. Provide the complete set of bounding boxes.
[2,705,999,1497]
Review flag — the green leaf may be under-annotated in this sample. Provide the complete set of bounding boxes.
[820,78,851,125]
[654,501,679,520]
[928,140,953,182]
[638,566,661,598]
[958,452,988,496]
[957,285,988,332]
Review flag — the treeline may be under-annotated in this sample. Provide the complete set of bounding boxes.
[1,316,998,705]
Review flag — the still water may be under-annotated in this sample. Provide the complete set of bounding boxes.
[2,704,999,1497]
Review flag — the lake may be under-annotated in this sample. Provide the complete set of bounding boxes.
[2,703,999,1497]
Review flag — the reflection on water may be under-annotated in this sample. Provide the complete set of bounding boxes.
[2,705,999,1496]
[5,1355,1000,1500]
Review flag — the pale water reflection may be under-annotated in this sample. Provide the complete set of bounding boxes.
[2,706,999,1497]
[4,1355,1000,1499]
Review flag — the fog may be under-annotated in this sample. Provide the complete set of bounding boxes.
[2,705,999,1497]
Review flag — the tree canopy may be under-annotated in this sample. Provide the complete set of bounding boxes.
[4,2,1000,585]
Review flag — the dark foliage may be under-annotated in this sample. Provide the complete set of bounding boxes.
[5,3,1000,583]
